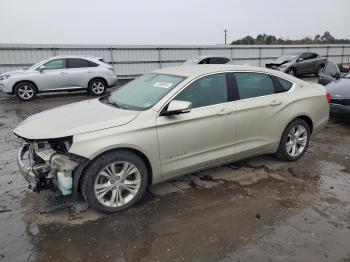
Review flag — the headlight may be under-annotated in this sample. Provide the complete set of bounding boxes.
[0,74,10,81]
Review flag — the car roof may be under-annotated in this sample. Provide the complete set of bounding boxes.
[49,55,101,60]
[153,64,302,82]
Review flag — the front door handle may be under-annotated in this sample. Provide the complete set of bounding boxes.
[60,72,68,75]
[217,108,233,116]
[270,100,282,106]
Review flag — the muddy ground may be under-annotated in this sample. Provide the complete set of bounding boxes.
[0,78,350,262]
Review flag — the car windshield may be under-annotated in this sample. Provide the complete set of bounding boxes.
[105,73,185,110]
[183,57,201,65]
[28,59,49,70]
[274,54,299,63]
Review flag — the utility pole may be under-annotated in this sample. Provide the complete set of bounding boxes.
[224,29,227,45]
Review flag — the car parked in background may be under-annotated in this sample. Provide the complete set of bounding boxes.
[266,52,327,77]
[183,56,231,65]
[0,55,117,101]
[318,61,350,86]
[320,62,350,119]
[15,64,329,213]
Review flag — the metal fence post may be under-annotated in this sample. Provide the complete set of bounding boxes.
[341,45,345,64]
[231,47,233,60]
[326,46,330,60]
[158,47,162,68]
[53,47,57,56]
[110,47,114,64]
[198,47,201,56]
[281,46,284,55]
[258,47,262,66]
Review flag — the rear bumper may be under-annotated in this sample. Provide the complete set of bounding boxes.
[329,104,350,119]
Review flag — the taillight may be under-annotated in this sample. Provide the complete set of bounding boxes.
[326,92,331,103]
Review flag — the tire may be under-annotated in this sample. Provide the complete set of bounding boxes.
[286,68,296,77]
[88,78,107,96]
[275,118,311,161]
[315,65,325,77]
[81,150,148,213]
[14,82,37,101]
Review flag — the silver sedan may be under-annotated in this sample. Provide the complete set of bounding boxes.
[14,65,329,213]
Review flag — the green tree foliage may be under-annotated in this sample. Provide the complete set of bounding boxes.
[231,31,350,45]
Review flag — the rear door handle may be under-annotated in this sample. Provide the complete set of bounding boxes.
[60,72,68,75]
[270,100,282,106]
[217,108,233,116]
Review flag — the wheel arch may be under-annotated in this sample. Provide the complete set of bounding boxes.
[88,77,108,88]
[75,147,154,199]
[285,114,314,134]
[12,80,38,94]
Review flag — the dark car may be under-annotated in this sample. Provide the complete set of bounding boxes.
[318,61,350,86]
[324,69,350,119]
[183,56,231,65]
[266,52,327,77]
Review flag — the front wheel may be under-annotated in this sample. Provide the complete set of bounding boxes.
[88,79,107,96]
[81,150,148,213]
[14,82,37,101]
[275,119,311,161]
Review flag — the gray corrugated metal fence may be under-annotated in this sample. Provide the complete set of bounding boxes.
[0,44,349,79]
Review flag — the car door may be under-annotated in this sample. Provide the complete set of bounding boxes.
[319,61,340,85]
[66,58,98,88]
[232,72,292,159]
[156,73,236,178]
[296,53,314,74]
[34,58,71,90]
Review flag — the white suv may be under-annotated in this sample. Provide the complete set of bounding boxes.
[0,55,117,101]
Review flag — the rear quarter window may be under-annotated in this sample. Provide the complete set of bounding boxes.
[277,77,293,91]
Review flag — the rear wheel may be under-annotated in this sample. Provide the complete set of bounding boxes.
[81,150,148,213]
[88,78,107,96]
[276,118,310,161]
[14,82,37,101]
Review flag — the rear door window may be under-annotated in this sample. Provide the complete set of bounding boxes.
[209,57,230,64]
[66,58,98,68]
[234,72,275,99]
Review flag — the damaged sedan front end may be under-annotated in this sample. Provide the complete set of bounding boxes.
[16,136,87,198]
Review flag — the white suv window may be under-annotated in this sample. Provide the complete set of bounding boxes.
[43,59,65,70]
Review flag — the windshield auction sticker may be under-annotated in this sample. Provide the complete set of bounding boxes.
[154,81,173,89]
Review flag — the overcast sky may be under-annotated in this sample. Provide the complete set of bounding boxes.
[0,0,349,45]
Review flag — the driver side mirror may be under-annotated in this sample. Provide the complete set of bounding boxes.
[38,65,45,72]
[163,100,192,116]
[297,58,304,62]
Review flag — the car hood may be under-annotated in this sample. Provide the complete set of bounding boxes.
[326,78,350,98]
[13,99,140,140]
[0,69,28,77]
[266,60,292,67]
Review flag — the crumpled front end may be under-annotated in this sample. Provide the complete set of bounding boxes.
[17,136,87,196]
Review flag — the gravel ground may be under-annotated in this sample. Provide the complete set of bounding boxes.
[1,76,350,262]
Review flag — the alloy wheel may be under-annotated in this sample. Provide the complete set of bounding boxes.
[94,161,141,208]
[286,124,308,157]
[91,81,105,95]
[18,85,34,100]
